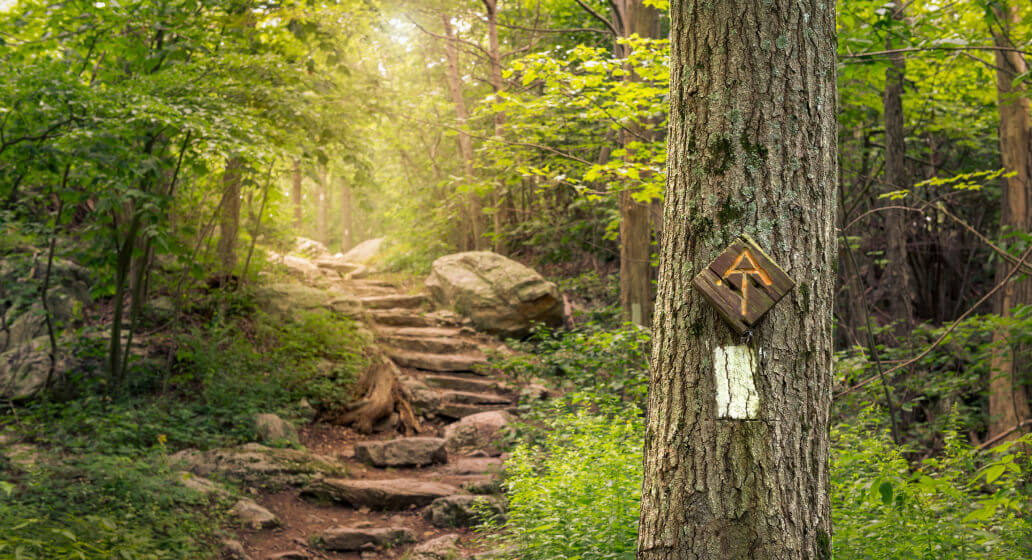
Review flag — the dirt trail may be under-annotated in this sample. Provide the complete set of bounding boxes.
[236,275,520,560]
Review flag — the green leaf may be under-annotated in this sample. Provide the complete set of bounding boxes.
[878,481,893,505]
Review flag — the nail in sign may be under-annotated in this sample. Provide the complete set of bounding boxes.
[692,235,794,334]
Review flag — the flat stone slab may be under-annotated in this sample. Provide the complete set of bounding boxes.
[426,495,506,528]
[437,403,512,420]
[386,348,486,373]
[303,478,460,510]
[318,526,415,551]
[380,334,475,354]
[353,437,448,468]
[424,374,509,394]
[358,294,428,309]
[441,390,511,405]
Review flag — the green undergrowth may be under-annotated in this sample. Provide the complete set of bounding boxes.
[489,323,1032,560]
[0,288,367,559]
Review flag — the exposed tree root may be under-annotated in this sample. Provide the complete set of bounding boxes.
[328,352,421,435]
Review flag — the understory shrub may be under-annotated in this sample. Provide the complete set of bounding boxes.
[488,393,643,560]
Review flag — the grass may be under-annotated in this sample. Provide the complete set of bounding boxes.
[0,286,367,559]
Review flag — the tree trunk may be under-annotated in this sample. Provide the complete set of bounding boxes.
[340,177,354,252]
[292,158,303,230]
[217,156,241,274]
[637,1,837,558]
[882,0,914,333]
[484,0,508,254]
[441,13,484,251]
[318,170,330,246]
[613,0,660,327]
[988,0,1032,441]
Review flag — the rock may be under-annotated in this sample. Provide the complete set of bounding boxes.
[280,254,321,279]
[422,374,509,394]
[253,413,299,445]
[221,538,250,560]
[358,294,427,310]
[353,437,448,467]
[252,283,332,319]
[385,347,486,373]
[265,552,310,560]
[411,534,462,560]
[175,471,228,497]
[341,238,386,264]
[302,478,459,510]
[400,377,443,414]
[314,257,361,275]
[0,337,63,400]
[318,526,414,551]
[441,456,504,475]
[425,252,563,337]
[426,495,506,528]
[520,383,550,401]
[232,498,279,529]
[3,443,39,471]
[294,237,332,259]
[297,399,317,421]
[444,411,512,456]
[459,475,502,495]
[171,443,347,489]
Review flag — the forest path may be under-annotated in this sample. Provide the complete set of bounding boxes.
[238,274,519,560]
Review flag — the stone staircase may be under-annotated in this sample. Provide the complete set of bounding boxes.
[244,278,523,560]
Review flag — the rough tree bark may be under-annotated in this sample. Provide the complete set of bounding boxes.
[882,0,915,332]
[637,1,837,559]
[441,13,485,251]
[217,156,241,274]
[988,0,1032,441]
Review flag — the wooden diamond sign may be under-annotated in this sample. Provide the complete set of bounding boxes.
[692,234,794,334]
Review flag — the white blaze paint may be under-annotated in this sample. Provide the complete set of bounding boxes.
[713,345,760,419]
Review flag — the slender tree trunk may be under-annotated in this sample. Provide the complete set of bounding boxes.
[318,170,330,246]
[292,158,303,230]
[988,0,1032,441]
[341,177,354,252]
[442,13,484,251]
[484,0,508,254]
[217,156,241,275]
[613,0,659,327]
[882,0,914,332]
[637,1,837,558]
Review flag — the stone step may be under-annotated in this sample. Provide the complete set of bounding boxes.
[358,294,428,310]
[318,526,415,552]
[376,326,466,338]
[436,402,515,420]
[353,437,448,468]
[380,334,477,354]
[441,390,512,406]
[368,309,464,329]
[302,478,460,510]
[386,347,487,373]
[423,374,511,395]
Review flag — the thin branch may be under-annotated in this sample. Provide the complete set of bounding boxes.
[836,243,1032,400]
[842,45,1032,59]
[572,0,619,36]
[978,419,1032,451]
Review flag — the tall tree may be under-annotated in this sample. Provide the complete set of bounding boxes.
[292,158,304,230]
[441,12,484,251]
[318,169,330,246]
[218,156,242,275]
[341,176,354,251]
[637,1,837,558]
[613,0,660,327]
[881,0,915,332]
[987,0,1032,441]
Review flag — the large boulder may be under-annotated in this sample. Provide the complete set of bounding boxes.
[341,238,385,264]
[294,237,332,259]
[0,336,76,400]
[425,252,563,337]
[302,478,459,510]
